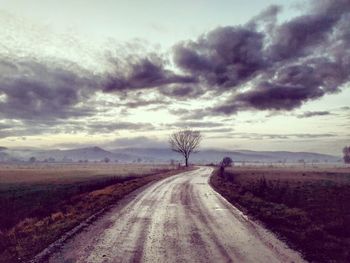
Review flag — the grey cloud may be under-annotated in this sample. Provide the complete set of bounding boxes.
[293,133,337,139]
[170,0,350,116]
[0,52,195,124]
[86,122,154,134]
[103,54,196,92]
[107,136,167,148]
[0,118,154,139]
[173,26,265,91]
[296,111,332,118]
[118,96,169,109]
[159,84,204,99]
[0,122,74,139]
[0,58,98,121]
[224,132,337,140]
[209,55,349,115]
[168,108,191,116]
[267,14,337,61]
[167,121,224,129]
[201,128,234,133]
[2,0,350,129]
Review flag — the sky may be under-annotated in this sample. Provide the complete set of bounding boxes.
[0,0,349,155]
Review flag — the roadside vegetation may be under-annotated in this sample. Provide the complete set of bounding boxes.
[210,165,350,263]
[0,163,187,263]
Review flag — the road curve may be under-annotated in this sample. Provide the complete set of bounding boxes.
[43,167,305,263]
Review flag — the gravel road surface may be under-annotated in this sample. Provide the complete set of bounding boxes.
[42,167,305,263]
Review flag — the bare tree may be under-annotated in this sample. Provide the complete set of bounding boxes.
[169,129,202,167]
[343,146,350,164]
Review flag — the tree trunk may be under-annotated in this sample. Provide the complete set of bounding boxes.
[185,157,188,167]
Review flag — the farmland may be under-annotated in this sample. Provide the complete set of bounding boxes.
[210,165,350,263]
[0,163,184,262]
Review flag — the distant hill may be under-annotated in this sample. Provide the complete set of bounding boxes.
[0,146,341,163]
[1,146,132,162]
[111,148,340,164]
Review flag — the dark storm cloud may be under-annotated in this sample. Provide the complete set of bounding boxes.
[0,58,98,120]
[297,111,332,118]
[2,0,350,129]
[170,0,350,116]
[211,56,349,115]
[266,0,350,62]
[173,26,266,91]
[266,13,337,61]
[103,54,196,92]
[0,52,194,123]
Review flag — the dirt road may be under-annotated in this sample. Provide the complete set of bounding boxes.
[38,167,305,263]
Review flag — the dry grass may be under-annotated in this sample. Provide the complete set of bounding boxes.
[0,163,173,184]
[0,163,187,263]
[226,165,350,184]
[210,165,350,263]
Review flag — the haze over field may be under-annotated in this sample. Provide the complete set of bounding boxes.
[0,0,349,155]
[0,146,341,164]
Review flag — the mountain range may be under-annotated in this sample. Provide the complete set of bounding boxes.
[0,146,341,164]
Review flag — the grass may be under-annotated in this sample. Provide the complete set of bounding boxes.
[210,165,350,263]
[0,163,186,262]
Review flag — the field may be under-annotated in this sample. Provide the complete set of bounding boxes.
[0,163,183,262]
[0,163,172,184]
[210,165,350,263]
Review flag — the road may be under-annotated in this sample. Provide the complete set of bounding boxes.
[39,167,305,263]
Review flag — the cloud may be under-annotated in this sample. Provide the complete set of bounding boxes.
[0,118,155,139]
[296,111,332,118]
[0,52,194,123]
[201,128,234,133]
[103,53,196,92]
[173,26,265,91]
[267,14,337,61]
[167,121,224,129]
[118,96,169,109]
[107,136,167,148]
[223,132,337,140]
[247,5,282,34]
[1,0,350,132]
[169,0,350,116]
[0,58,98,121]
[159,84,204,99]
[86,122,154,134]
